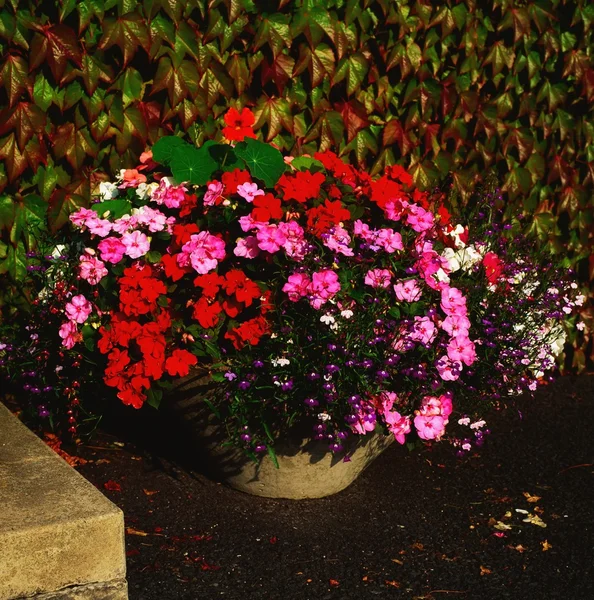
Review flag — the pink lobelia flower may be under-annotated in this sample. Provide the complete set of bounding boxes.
[414,414,446,440]
[78,254,108,285]
[393,279,422,302]
[59,320,82,349]
[233,236,261,258]
[446,335,477,366]
[121,230,150,259]
[282,272,312,301]
[364,268,392,288]
[203,181,224,206]
[97,237,127,264]
[65,295,92,324]
[236,182,265,203]
[256,224,287,253]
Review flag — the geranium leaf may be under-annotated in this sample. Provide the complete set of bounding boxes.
[234,138,286,187]
[152,136,189,166]
[203,142,243,172]
[170,144,218,185]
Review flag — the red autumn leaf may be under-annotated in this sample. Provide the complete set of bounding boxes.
[29,25,82,83]
[80,53,114,96]
[0,102,47,151]
[0,134,46,182]
[261,53,295,94]
[0,55,31,107]
[51,123,98,171]
[335,100,369,143]
[329,579,340,587]
[104,480,122,492]
[126,548,140,557]
[98,13,150,66]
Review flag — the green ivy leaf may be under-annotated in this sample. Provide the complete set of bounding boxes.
[0,242,27,280]
[33,73,54,111]
[170,144,218,185]
[0,193,15,229]
[234,138,286,187]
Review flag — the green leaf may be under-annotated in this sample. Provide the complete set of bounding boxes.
[0,242,27,280]
[152,136,188,166]
[0,193,15,229]
[33,74,54,111]
[146,387,163,409]
[289,157,324,172]
[203,141,243,171]
[267,444,279,469]
[118,67,143,108]
[92,199,132,219]
[234,138,286,187]
[170,144,218,185]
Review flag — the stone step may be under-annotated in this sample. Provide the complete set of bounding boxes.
[0,402,127,600]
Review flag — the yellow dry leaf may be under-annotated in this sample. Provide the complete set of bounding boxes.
[523,513,547,528]
[385,580,401,588]
[504,511,512,518]
[513,544,527,553]
[523,492,541,503]
[411,542,425,550]
[494,521,512,531]
[143,489,159,496]
[391,558,404,565]
[542,540,553,551]
[480,565,492,576]
[125,527,149,537]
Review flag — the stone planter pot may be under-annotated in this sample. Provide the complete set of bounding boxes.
[166,370,394,499]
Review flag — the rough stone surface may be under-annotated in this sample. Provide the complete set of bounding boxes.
[18,579,128,600]
[0,402,127,600]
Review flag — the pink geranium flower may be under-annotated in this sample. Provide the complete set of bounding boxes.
[179,231,226,274]
[364,268,391,288]
[440,287,467,316]
[97,237,127,264]
[122,230,150,259]
[376,228,403,252]
[69,207,97,228]
[394,279,422,302]
[410,316,437,345]
[78,254,108,285]
[414,414,446,440]
[86,217,112,237]
[59,320,82,349]
[234,236,260,258]
[65,295,92,324]
[256,224,287,253]
[282,272,311,301]
[441,314,471,337]
[446,335,477,366]
[310,270,340,300]
[406,204,435,232]
[435,355,462,381]
[237,182,265,203]
[203,181,224,206]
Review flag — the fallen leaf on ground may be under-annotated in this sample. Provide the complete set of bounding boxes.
[126,527,149,537]
[104,480,121,492]
[269,536,278,544]
[511,544,527,553]
[523,492,541,503]
[515,509,529,514]
[523,514,547,528]
[143,489,159,496]
[480,566,492,576]
[385,580,401,588]
[493,521,512,531]
[329,579,340,587]
[542,540,553,551]
[126,548,140,557]
[411,542,425,550]
[391,558,404,565]
[95,458,111,465]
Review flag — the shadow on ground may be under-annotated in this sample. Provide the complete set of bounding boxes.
[77,375,594,600]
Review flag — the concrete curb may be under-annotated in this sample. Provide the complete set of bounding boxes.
[0,402,127,600]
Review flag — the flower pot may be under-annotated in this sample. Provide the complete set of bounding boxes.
[166,370,394,499]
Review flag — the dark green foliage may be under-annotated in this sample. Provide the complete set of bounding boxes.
[0,0,593,290]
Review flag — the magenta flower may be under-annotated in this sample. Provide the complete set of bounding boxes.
[179,231,226,274]
[282,272,311,302]
[414,414,446,440]
[323,226,354,257]
[393,279,422,302]
[97,237,126,264]
[376,228,403,252]
[135,207,167,232]
[111,214,139,235]
[310,270,340,300]
[86,217,112,237]
[384,411,411,444]
[364,268,391,288]
[65,295,92,324]
[151,178,186,208]
[122,230,150,259]
[237,182,265,203]
[410,316,437,345]
[69,207,97,228]
[256,224,287,253]
[441,314,471,337]
[406,204,435,232]
[440,287,468,316]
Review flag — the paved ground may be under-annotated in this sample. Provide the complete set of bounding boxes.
[76,375,594,599]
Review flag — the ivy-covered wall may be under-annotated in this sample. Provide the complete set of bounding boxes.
[0,0,593,285]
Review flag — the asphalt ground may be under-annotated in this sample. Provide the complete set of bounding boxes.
[76,375,594,600]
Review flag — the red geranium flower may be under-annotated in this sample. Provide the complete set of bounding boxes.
[483,252,504,285]
[251,193,283,222]
[222,107,257,142]
[162,253,190,282]
[306,199,351,236]
[192,297,223,328]
[221,169,251,194]
[223,270,261,306]
[276,171,325,204]
[165,349,198,377]
[194,273,224,299]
